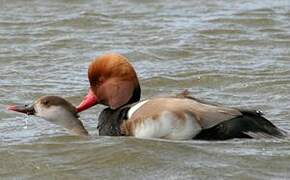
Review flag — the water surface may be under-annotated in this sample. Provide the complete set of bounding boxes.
[1,0,290,179]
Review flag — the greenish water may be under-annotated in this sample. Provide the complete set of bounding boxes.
[1,0,290,179]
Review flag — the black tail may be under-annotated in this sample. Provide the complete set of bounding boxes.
[194,110,287,140]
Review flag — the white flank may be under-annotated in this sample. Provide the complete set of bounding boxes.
[127,100,149,119]
[134,111,202,140]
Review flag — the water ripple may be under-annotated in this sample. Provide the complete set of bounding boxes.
[1,0,290,179]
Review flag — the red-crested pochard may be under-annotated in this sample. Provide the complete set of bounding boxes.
[75,53,287,140]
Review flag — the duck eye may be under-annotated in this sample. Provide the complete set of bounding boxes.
[42,100,49,105]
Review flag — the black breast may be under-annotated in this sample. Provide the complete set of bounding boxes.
[97,106,130,136]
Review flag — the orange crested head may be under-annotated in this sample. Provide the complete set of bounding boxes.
[77,53,141,112]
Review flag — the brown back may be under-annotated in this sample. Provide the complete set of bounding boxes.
[130,97,242,129]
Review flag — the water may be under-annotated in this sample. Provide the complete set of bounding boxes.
[1,0,290,179]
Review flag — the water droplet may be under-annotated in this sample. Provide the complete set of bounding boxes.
[23,115,29,129]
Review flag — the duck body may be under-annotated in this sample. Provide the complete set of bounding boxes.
[97,94,287,140]
[75,53,287,140]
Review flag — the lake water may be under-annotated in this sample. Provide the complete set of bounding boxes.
[1,0,290,179]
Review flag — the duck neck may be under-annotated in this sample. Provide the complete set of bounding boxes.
[64,118,90,137]
[96,84,140,136]
[126,84,141,105]
[70,124,89,137]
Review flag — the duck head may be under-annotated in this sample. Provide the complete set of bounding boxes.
[76,53,141,112]
[8,96,89,136]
